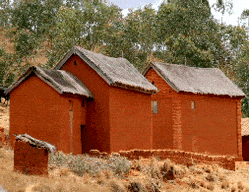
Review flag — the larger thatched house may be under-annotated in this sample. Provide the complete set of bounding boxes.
[144,62,245,158]
[6,46,157,154]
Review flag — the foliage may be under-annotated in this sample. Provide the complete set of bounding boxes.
[1,0,249,115]
[49,152,132,177]
[155,0,220,67]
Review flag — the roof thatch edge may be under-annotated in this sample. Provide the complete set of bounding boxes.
[15,133,57,154]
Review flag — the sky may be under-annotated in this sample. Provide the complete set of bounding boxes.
[108,0,249,26]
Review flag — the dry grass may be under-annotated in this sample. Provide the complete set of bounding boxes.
[0,104,9,135]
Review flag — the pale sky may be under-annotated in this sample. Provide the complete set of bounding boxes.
[109,0,249,26]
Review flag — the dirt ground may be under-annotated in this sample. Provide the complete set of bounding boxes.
[0,102,9,135]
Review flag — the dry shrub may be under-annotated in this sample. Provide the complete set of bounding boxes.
[221,180,230,189]
[205,173,215,182]
[218,175,227,182]
[128,181,145,192]
[148,181,161,192]
[203,165,212,173]
[96,170,106,185]
[107,156,132,176]
[132,159,142,171]
[211,164,219,173]
[231,186,236,192]
[146,157,161,179]
[108,178,126,192]
[237,181,244,190]
[200,181,208,188]
[58,167,70,177]
[188,178,199,189]
[49,152,132,177]
[160,159,186,181]
[206,183,215,191]
[189,164,204,175]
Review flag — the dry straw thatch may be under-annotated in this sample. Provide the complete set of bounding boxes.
[145,62,245,97]
[55,46,158,94]
[5,66,93,98]
[15,133,56,154]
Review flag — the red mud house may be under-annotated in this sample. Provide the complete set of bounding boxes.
[6,46,157,154]
[144,63,245,158]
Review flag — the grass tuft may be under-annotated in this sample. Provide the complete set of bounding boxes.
[160,159,186,180]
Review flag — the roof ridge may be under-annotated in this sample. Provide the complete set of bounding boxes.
[153,62,219,70]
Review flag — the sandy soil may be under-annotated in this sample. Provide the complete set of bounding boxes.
[0,102,9,135]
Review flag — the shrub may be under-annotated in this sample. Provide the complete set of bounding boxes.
[128,182,144,192]
[108,178,126,192]
[146,157,161,179]
[188,179,199,189]
[132,160,142,171]
[107,156,132,176]
[160,159,186,180]
[206,183,215,191]
[237,181,244,190]
[221,181,230,189]
[49,152,132,177]
[49,151,70,167]
[206,173,215,182]
[231,186,236,192]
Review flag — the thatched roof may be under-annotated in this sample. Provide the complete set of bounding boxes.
[144,63,245,97]
[55,46,158,94]
[15,134,56,154]
[242,118,249,136]
[5,66,94,98]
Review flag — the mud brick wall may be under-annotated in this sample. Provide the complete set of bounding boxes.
[14,140,48,175]
[89,149,240,171]
[119,149,239,171]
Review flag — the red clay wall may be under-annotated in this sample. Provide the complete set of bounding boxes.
[60,55,111,153]
[109,87,152,152]
[89,149,239,171]
[145,68,182,150]
[14,140,48,175]
[145,67,242,157]
[181,93,240,157]
[10,75,85,154]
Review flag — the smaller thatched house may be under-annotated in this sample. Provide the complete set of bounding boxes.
[144,62,245,158]
[14,134,56,175]
[6,66,93,154]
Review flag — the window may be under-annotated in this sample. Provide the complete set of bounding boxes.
[152,101,158,114]
[74,61,77,65]
[191,101,195,110]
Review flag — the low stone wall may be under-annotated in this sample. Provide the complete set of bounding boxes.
[14,140,48,175]
[89,149,241,171]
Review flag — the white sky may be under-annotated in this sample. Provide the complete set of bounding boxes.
[109,0,249,26]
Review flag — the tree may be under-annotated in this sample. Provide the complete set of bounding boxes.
[155,0,221,67]
[46,0,122,67]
